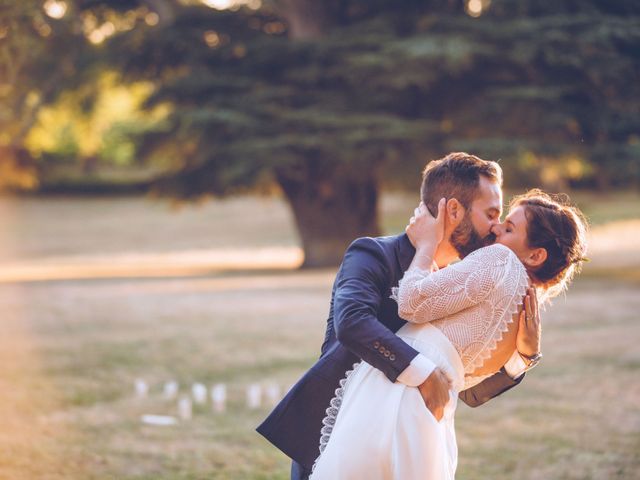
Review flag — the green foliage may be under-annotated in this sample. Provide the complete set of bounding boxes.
[0,0,104,189]
[25,71,167,176]
[79,0,637,196]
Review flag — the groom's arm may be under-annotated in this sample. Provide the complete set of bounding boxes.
[459,352,530,408]
[458,368,524,407]
[333,237,435,383]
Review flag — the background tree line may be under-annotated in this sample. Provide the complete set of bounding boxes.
[1,0,639,265]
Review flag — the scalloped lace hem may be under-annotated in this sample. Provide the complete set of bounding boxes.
[463,271,531,376]
[311,362,361,473]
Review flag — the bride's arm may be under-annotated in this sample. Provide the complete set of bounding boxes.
[396,244,518,323]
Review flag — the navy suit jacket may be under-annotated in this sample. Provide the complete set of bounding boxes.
[257,233,523,470]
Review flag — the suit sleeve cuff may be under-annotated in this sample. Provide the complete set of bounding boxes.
[396,354,436,387]
[504,351,528,379]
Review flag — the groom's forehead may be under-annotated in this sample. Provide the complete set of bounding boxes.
[474,177,503,210]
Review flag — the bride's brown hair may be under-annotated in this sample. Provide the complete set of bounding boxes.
[511,189,589,298]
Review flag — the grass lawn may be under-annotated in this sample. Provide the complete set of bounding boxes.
[0,191,638,479]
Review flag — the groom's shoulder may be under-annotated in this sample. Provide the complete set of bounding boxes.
[340,234,405,275]
[346,234,404,257]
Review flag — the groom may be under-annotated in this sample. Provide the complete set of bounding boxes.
[257,152,542,479]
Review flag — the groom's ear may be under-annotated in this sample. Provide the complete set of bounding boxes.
[446,198,464,222]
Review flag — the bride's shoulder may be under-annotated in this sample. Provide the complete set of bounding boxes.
[465,244,528,286]
[466,243,521,266]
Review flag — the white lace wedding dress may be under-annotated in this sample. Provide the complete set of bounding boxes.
[309,244,529,480]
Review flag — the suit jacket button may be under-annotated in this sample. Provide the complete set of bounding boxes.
[389,354,396,361]
[383,350,390,357]
[379,347,385,354]
[373,341,380,349]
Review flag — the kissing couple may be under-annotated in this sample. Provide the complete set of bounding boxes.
[258,152,588,479]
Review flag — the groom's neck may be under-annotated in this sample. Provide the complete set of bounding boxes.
[434,242,459,268]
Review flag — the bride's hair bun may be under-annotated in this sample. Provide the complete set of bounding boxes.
[510,189,589,298]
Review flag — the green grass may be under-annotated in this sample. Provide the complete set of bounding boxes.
[0,192,638,479]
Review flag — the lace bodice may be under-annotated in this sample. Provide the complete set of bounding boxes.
[394,244,529,380]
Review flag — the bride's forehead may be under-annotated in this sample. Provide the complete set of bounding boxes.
[506,205,527,223]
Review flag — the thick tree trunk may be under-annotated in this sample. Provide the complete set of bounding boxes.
[276,164,381,268]
[274,3,381,267]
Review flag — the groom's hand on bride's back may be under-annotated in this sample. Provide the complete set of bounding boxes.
[418,367,452,421]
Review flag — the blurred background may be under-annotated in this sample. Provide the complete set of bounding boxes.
[0,0,639,478]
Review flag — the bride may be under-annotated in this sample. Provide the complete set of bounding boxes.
[310,189,588,479]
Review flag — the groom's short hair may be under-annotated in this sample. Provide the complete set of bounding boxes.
[421,152,502,216]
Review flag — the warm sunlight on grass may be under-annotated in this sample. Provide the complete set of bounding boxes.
[0,192,637,479]
[0,248,304,283]
[0,285,87,478]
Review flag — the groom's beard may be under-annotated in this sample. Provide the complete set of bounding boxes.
[450,215,496,259]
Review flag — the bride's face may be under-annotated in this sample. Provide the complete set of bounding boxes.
[493,205,546,268]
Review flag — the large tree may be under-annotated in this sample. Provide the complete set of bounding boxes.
[108,0,445,267]
[120,0,640,266]
[5,0,640,266]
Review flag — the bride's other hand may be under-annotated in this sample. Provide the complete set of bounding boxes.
[406,198,446,250]
[516,287,541,359]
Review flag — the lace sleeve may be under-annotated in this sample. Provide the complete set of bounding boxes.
[395,244,525,324]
